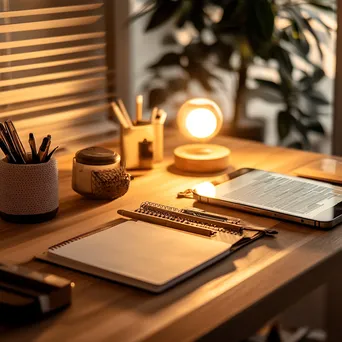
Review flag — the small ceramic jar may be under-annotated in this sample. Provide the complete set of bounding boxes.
[72,147,129,200]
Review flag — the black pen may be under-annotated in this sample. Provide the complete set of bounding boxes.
[29,133,38,163]
[5,121,27,164]
[46,146,59,161]
[0,123,20,163]
[0,138,16,163]
[183,209,235,222]
[38,137,49,162]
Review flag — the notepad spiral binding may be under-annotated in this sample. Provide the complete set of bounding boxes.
[137,202,242,235]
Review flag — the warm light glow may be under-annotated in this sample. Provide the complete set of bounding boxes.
[194,182,216,197]
[177,98,223,142]
[185,108,217,139]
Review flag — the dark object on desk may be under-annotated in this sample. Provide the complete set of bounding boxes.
[0,263,72,323]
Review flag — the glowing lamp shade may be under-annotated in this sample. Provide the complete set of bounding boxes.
[174,98,230,173]
[177,98,223,141]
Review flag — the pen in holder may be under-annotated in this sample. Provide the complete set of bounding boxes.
[0,157,59,223]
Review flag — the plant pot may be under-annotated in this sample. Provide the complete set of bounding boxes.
[223,118,265,142]
[0,158,59,223]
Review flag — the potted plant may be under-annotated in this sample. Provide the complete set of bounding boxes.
[134,0,335,148]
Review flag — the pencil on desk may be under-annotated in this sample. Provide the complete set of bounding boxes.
[136,95,143,123]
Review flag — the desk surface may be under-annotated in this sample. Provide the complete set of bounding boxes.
[1,132,342,342]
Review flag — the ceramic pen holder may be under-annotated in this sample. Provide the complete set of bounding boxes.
[120,122,164,170]
[0,158,59,223]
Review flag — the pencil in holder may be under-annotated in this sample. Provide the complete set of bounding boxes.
[153,121,164,163]
[0,158,59,223]
[120,122,154,170]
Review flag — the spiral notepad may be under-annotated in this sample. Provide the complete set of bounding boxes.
[37,221,238,293]
[37,203,265,293]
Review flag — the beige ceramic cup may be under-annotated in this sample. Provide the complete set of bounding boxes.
[0,158,59,223]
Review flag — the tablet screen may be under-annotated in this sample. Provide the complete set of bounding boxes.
[213,170,342,221]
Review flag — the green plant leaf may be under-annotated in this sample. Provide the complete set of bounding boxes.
[299,68,325,90]
[246,0,274,56]
[286,7,324,60]
[272,44,293,75]
[168,78,189,92]
[213,41,234,70]
[307,0,336,12]
[147,52,181,69]
[303,89,330,105]
[255,79,281,91]
[303,8,335,35]
[148,87,168,108]
[293,117,310,147]
[162,33,178,45]
[186,62,221,91]
[277,110,293,140]
[306,120,325,135]
[145,0,182,31]
[130,0,156,23]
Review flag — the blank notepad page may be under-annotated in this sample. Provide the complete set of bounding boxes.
[48,221,231,287]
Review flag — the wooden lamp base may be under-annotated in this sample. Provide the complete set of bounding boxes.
[174,144,230,173]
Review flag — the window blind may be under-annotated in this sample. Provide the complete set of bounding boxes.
[0,0,118,152]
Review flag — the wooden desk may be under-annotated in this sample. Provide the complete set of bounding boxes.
[1,132,342,342]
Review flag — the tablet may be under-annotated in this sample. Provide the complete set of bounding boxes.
[193,168,342,229]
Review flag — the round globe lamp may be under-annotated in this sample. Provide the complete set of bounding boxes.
[174,98,230,173]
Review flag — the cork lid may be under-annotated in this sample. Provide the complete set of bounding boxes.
[75,147,120,166]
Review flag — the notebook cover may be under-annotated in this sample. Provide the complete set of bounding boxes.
[37,221,237,293]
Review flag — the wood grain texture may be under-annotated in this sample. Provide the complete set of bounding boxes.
[1,131,341,342]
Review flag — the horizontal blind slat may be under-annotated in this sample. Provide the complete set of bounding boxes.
[0,15,102,33]
[0,43,105,63]
[0,55,105,74]
[0,32,106,50]
[0,66,108,87]
[0,77,107,106]
[15,103,110,129]
[0,4,103,18]
[0,92,115,118]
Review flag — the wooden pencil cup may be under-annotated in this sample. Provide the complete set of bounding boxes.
[0,158,59,223]
[120,123,155,170]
